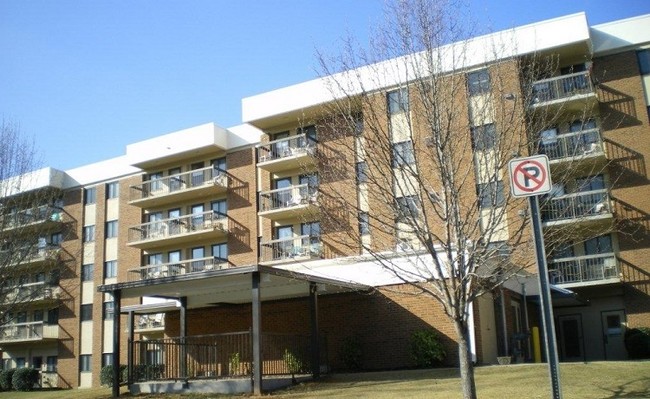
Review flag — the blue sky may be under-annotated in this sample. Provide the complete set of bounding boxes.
[1,1,649,171]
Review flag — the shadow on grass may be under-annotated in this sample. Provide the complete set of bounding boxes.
[600,377,650,398]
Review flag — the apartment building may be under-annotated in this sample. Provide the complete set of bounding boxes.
[0,11,648,394]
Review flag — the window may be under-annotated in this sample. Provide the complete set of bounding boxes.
[80,304,93,322]
[33,309,44,322]
[298,125,318,143]
[80,355,92,372]
[106,182,119,199]
[576,175,605,192]
[102,353,113,367]
[471,123,497,151]
[301,221,321,237]
[211,157,227,172]
[356,162,368,183]
[32,356,43,370]
[50,232,63,245]
[148,172,163,192]
[396,196,420,222]
[83,225,95,243]
[477,181,505,208]
[103,302,114,320]
[15,358,25,369]
[212,243,228,262]
[467,68,490,95]
[81,264,94,281]
[16,312,27,323]
[105,220,118,238]
[392,140,415,167]
[104,260,117,278]
[47,308,59,325]
[211,199,227,217]
[639,49,650,75]
[387,88,409,114]
[584,235,613,255]
[354,114,364,135]
[46,356,58,372]
[83,187,96,205]
[358,212,370,235]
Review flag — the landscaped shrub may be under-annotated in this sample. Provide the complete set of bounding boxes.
[410,329,446,368]
[11,368,39,391]
[283,349,304,384]
[340,335,363,371]
[228,352,241,376]
[131,364,164,382]
[0,369,15,391]
[100,364,128,387]
[625,327,650,359]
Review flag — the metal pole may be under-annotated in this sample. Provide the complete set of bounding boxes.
[112,290,121,398]
[309,283,320,379]
[251,272,262,395]
[529,195,562,399]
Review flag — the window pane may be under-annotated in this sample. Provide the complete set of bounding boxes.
[81,304,93,321]
[471,124,497,151]
[387,88,409,114]
[106,182,119,199]
[356,162,368,183]
[638,49,650,75]
[84,188,96,205]
[467,69,490,95]
[82,264,94,281]
[358,212,370,235]
[104,261,117,278]
[392,141,415,167]
[478,181,505,208]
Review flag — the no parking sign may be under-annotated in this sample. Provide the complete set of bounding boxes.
[508,155,552,197]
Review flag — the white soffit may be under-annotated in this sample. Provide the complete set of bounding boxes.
[591,14,650,56]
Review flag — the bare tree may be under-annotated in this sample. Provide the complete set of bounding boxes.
[309,1,609,398]
[0,120,66,334]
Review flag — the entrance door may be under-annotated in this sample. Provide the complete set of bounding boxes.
[558,314,584,361]
[602,310,627,360]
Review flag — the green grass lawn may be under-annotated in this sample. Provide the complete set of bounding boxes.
[0,361,648,399]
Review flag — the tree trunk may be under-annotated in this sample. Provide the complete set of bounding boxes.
[455,319,477,399]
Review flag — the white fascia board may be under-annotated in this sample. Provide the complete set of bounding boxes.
[125,122,229,167]
[226,123,264,148]
[279,251,449,288]
[1,167,67,197]
[591,14,650,56]
[242,13,590,124]
[63,155,141,188]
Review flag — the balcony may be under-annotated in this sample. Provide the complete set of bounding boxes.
[259,184,319,220]
[127,211,228,250]
[134,313,165,333]
[541,189,612,226]
[1,205,63,233]
[128,166,228,208]
[548,253,619,287]
[3,282,60,304]
[529,71,598,111]
[127,256,229,282]
[539,128,606,168]
[0,321,59,344]
[259,235,322,264]
[256,134,316,173]
[0,244,60,268]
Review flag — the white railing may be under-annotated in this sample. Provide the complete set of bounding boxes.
[0,243,60,266]
[257,133,316,163]
[530,71,594,105]
[0,321,58,342]
[259,184,318,213]
[128,211,227,243]
[260,235,322,263]
[4,281,58,303]
[541,189,610,222]
[129,166,227,201]
[548,253,618,285]
[1,205,63,230]
[127,256,228,281]
[539,128,603,161]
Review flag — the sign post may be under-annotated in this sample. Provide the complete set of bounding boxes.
[508,155,562,399]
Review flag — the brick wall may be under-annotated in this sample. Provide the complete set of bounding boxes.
[595,50,650,328]
[227,147,258,266]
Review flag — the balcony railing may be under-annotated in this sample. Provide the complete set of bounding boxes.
[530,71,594,106]
[541,189,611,223]
[0,243,60,266]
[0,321,58,343]
[259,184,318,213]
[1,205,63,230]
[260,235,322,263]
[257,134,316,164]
[129,166,227,202]
[128,211,227,244]
[135,313,165,331]
[127,256,228,282]
[4,281,59,303]
[548,253,619,285]
[539,128,604,161]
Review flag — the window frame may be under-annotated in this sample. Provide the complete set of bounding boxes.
[82,225,95,243]
[80,304,93,322]
[104,260,117,279]
[105,220,118,238]
[79,354,92,372]
[467,68,491,96]
[392,140,415,167]
[387,88,409,115]
[83,187,97,205]
[81,264,94,282]
[106,182,119,199]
